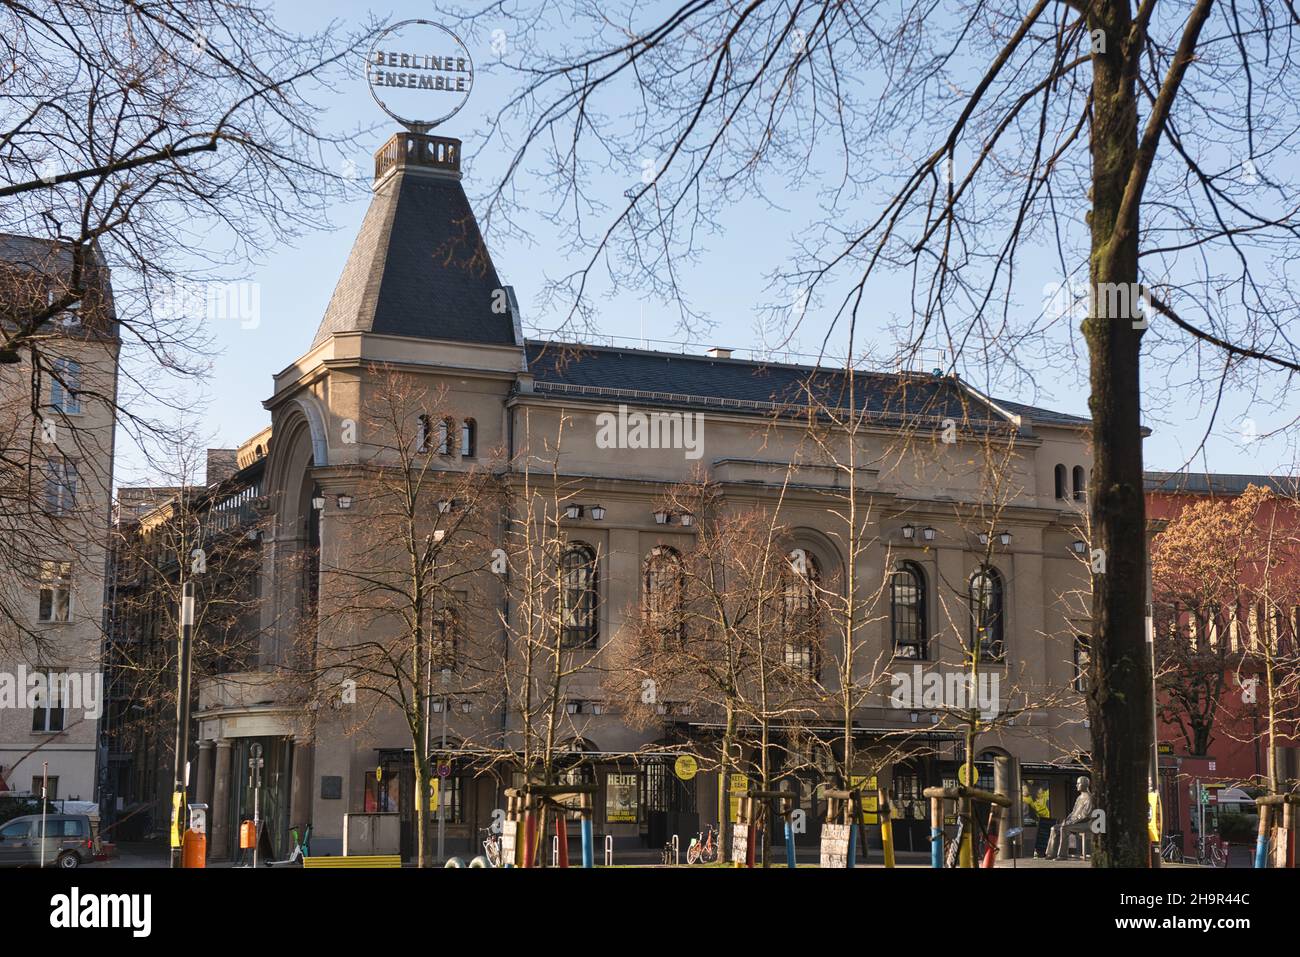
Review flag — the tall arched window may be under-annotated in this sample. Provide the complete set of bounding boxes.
[1054,464,1067,500]
[969,565,1005,661]
[460,419,476,458]
[782,550,820,676]
[436,417,454,455]
[643,546,685,642]
[417,415,432,453]
[560,543,599,647]
[891,562,928,659]
[1072,465,1086,501]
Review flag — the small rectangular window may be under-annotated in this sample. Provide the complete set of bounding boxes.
[44,458,77,515]
[31,675,66,734]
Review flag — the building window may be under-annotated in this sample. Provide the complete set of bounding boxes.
[1073,633,1091,693]
[1054,464,1067,500]
[782,550,820,676]
[430,602,461,670]
[890,562,928,659]
[560,543,599,648]
[44,457,77,515]
[38,561,72,622]
[643,546,684,643]
[417,415,432,453]
[436,418,454,455]
[31,776,59,800]
[460,419,476,458]
[31,672,65,733]
[1072,465,1086,501]
[50,358,81,414]
[969,565,1005,661]
[430,773,462,823]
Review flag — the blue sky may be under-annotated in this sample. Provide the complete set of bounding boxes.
[115,0,1298,485]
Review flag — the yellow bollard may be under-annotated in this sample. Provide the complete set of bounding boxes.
[879,789,896,868]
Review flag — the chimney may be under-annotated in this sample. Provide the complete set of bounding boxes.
[706,346,733,359]
[205,449,238,487]
[373,132,462,187]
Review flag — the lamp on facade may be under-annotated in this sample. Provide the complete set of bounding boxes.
[653,509,671,525]
[433,529,445,543]
[431,701,443,714]
[679,512,694,527]
[998,530,1012,546]
[460,701,471,714]
[590,505,606,521]
[978,531,990,546]
[311,495,325,510]
[901,523,916,540]
[922,526,936,541]
[590,703,604,715]
[437,499,453,514]
[566,701,580,715]
[565,504,584,520]
[336,494,353,510]
[1072,539,1087,554]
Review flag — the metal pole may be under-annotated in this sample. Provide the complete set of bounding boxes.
[40,762,48,868]
[438,670,448,863]
[1147,604,1162,868]
[422,640,430,867]
[171,580,194,868]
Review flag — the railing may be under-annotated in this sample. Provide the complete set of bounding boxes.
[373,132,461,181]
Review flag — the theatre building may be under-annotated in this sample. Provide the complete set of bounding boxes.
[189,130,1098,861]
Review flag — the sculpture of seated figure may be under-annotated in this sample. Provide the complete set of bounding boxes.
[1046,777,1093,860]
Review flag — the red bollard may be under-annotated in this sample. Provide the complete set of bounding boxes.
[522,809,536,868]
[557,817,570,868]
[981,808,999,868]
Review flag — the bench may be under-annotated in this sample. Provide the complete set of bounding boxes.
[302,854,402,868]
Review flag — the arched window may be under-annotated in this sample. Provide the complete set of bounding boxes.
[560,543,599,648]
[1073,633,1091,693]
[430,602,461,671]
[460,419,476,458]
[643,546,685,642]
[969,565,1005,661]
[890,562,928,659]
[782,550,820,676]
[1072,465,1086,501]
[1054,464,1067,500]
[417,415,432,453]
[436,417,454,455]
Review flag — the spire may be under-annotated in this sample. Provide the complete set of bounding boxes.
[311,132,517,349]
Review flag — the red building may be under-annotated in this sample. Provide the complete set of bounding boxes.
[1145,471,1300,854]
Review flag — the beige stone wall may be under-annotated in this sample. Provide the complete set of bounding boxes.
[0,335,118,800]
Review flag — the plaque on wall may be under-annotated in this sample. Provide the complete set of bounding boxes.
[820,822,852,868]
[320,775,343,800]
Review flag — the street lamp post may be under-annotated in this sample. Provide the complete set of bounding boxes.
[170,580,195,868]
[438,668,449,864]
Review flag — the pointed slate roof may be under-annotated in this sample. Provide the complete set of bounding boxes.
[311,134,517,349]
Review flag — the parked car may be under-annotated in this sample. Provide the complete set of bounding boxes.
[0,814,97,868]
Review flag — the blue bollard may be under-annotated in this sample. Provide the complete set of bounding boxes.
[785,819,796,868]
[931,826,943,868]
[581,816,594,868]
[846,823,858,868]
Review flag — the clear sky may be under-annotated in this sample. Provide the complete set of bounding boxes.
[115,0,1298,486]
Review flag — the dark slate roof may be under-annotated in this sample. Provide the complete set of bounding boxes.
[525,341,1086,429]
[989,397,1090,427]
[311,171,516,348]
[1145,471,1300,496]
[0,231,118,338]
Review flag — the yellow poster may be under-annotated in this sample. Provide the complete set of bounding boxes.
[430,778,440,813]
[170,791,183,848]
[728,773,748,821]
[851,775,879,824]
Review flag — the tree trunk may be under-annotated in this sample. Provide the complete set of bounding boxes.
[1084,0,1152,868]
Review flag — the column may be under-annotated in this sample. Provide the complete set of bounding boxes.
[209,739,233,861]
[290,735,314,832]
[194,740,214,810]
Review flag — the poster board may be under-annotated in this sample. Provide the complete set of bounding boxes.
[730,823,750,864]
[820,822,852,868]
[499,820,518,866]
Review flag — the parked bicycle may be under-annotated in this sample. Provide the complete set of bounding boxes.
[686,824,718,864]
[1159,833,1182,863]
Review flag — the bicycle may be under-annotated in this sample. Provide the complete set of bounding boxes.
[686,824,718,864]
[1159,833,1182,863]
[660,841,675,865]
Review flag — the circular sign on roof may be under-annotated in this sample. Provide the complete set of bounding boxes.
[366,20,474,131]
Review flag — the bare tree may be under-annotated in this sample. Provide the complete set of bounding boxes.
[440,0,1300,864]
